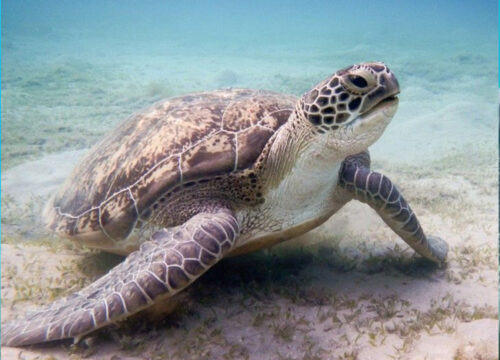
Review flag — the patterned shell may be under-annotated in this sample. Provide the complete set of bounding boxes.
[46,88,296,244]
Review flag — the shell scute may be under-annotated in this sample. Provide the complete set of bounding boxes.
[236,126,274,170]
[130,156,181,214]
[74,208,101,235]
[99,190,138,240]
[181,131,237,180]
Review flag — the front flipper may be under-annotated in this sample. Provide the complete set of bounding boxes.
[1,207,239,347]
[339,160,448,264]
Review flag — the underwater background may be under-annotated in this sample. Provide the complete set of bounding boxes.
[1,0,498,170]
[1,1,498,359]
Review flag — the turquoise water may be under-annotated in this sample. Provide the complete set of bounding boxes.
[1,0,498,169]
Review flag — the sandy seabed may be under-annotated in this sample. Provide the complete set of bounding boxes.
[0,141,497,359]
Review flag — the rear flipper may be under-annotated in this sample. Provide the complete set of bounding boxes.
[1,207,239,347]
[339,155,448,264]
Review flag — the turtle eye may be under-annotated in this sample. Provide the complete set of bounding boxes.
[348,75,367,88]
[343,69,377,93]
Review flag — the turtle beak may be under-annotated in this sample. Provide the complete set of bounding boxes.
[358,64,400,114]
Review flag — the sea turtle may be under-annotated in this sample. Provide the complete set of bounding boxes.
[1,62,448,347]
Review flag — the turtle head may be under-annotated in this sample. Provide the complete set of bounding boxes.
[300,62,399,157]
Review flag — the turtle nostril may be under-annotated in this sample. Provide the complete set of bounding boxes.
[348,75,368,88]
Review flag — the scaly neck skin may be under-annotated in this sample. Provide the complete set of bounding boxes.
[234,108,355,250]
[263,106,350,192]
[261,107,348,219]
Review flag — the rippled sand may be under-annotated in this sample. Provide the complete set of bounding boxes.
[1,146,497,359]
